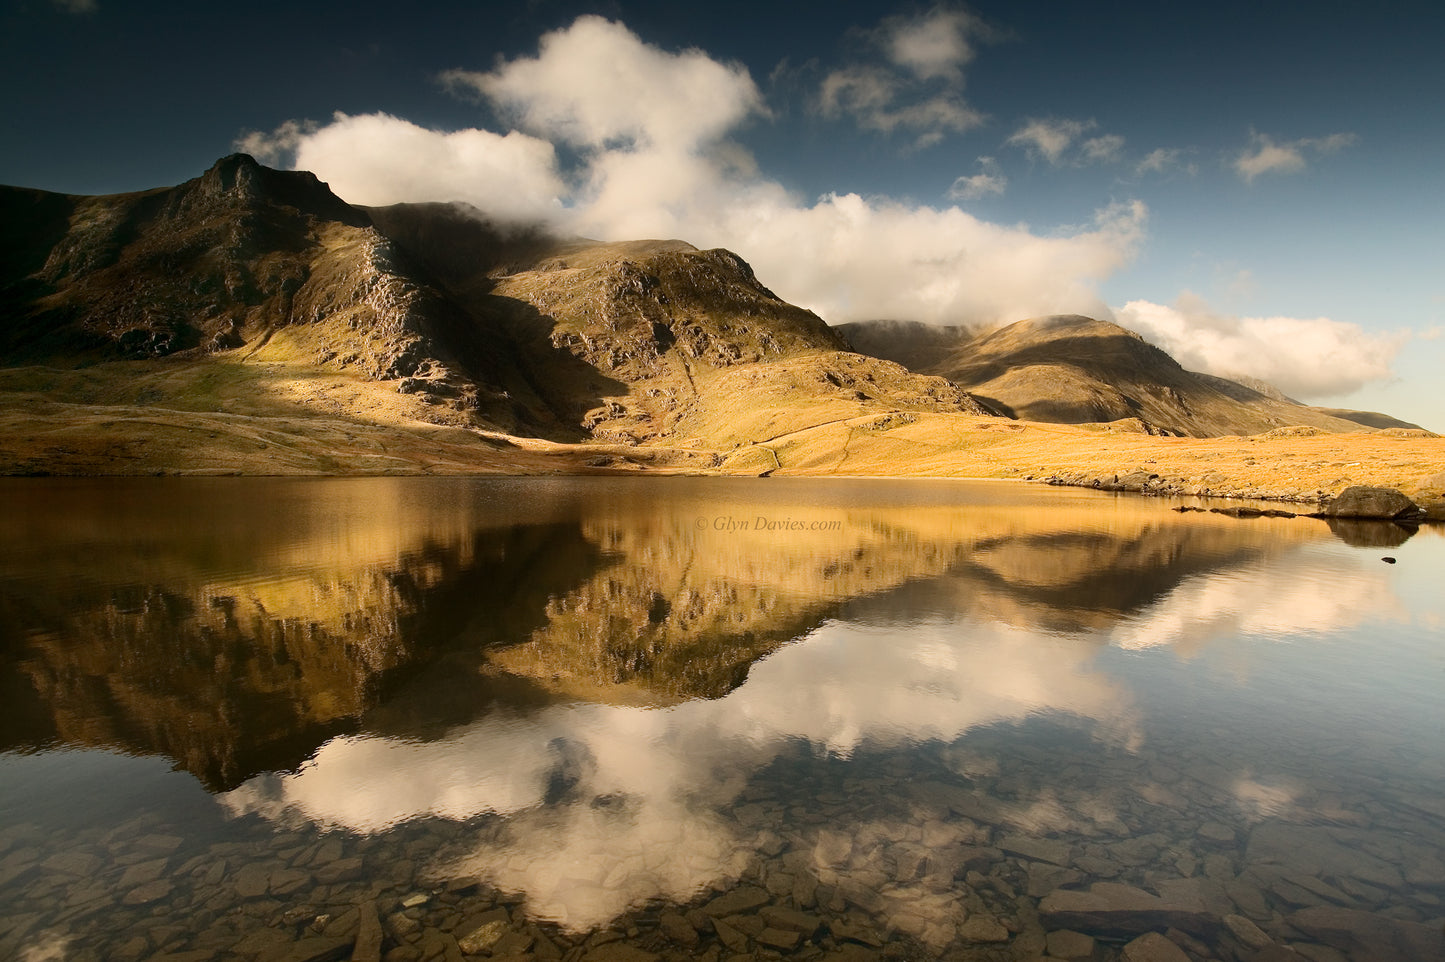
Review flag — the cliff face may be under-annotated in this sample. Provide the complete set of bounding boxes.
[4,155,368,359]
[0,155,537,431]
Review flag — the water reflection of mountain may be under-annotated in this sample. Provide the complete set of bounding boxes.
[841,523,1281,634]
[0,478,1326,789]
[478,506,1313,703]
[0,479,606,789]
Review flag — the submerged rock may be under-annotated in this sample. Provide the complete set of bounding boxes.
[1245,822,1403,890]
[1286,906,1445,961]
[1038,882,1217,937]
[1045,929,1096,959]
[1120,931,1190,962]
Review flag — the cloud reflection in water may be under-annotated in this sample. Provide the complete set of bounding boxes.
[222,618,1138,929]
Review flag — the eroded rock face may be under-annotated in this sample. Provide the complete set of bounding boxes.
[1322,485,1424,520]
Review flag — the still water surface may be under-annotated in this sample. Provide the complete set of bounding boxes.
[0,478,1441,962]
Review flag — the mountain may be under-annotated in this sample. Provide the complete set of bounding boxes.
[0,154,562,434]
[365,201,987,447]
[838,315,1421,437]
[0,154,986,473]
[0,155,1431,482]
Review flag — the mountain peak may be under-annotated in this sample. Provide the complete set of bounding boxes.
[185,153,366,227]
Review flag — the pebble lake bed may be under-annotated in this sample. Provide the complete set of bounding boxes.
[1,477,1442,962]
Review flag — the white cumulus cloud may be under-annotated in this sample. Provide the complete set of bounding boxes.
[237,112,565,223]
[1234,131,1357,183]
[442,15,763,152]
[237,16,1145,326]
[1115,293,1404,400]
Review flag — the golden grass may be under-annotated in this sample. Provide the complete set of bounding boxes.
[2,355,1441,507]
[725,412,1445,503]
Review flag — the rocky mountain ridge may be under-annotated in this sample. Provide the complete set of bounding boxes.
[837,316,1419,438]
[1,154,987,453]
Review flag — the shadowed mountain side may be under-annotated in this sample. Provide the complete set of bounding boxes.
[1192,372,1422,431]
[837,315,1405,438]
[835,319,974,379]
[0,155,555,435]
[1308,406,1423,430]
[393,223,990,447]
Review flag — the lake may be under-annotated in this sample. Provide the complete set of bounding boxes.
[0,477,1441,962]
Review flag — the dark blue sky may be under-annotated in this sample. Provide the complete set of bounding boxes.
[5,0,1443,425]
[6,1,1438,197]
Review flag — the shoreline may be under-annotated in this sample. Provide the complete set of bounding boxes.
[3,463,1441,525]
[3,402,1442,517]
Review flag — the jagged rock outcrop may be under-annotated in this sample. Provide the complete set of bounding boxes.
[6,154,366,359]
[0,154,528,428]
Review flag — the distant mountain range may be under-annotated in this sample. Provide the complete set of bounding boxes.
[0,154,1419,475]
[837,316,1419,437]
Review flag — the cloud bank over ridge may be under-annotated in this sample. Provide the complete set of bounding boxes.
[235,13,1403,401]
[237,14,1141,327]
[1116,294,1405,400]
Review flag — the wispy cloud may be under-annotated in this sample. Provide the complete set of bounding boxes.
[1234,130,1357,183]
[948,156,1007,200]
[1005,118,1124,166]
[817,5,990,149]
[1116,293,1403,399]
[1080,134,1125,164]
[1135,147,1196,176]
[881,5,986,82]
[819,68,982,146]
[1005,117,1086,164]
[50,0,96,13]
